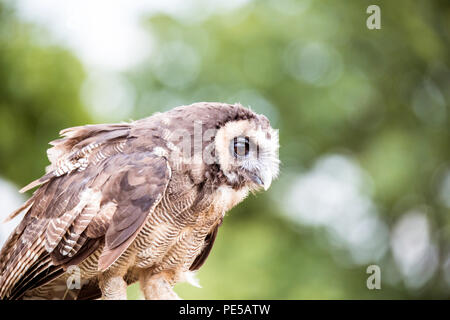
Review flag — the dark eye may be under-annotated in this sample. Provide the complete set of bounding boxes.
[232,136,250,158]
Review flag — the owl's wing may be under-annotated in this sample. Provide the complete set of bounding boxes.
[0,123,171,299]
[189,218,222,271]
[96,154,171,271]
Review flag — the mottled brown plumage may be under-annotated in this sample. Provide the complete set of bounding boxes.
[0,102,279,300]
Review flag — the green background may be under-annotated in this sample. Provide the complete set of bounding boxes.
[1,0,449,299]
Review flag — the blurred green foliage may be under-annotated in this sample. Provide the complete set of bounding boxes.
[1,0,450,299]
[0,2,90,188]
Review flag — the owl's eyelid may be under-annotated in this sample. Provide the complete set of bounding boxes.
[234,136,249,144]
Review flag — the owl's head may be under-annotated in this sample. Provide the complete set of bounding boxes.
[214,111,279,191]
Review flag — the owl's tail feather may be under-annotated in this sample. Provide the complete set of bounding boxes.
[19,276,101,300]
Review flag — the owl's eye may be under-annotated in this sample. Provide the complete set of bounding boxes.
[232,136,250,158]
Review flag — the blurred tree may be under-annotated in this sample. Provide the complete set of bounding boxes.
[0,1,90,188]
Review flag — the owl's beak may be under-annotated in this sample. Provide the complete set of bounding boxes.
[249,169,272,191]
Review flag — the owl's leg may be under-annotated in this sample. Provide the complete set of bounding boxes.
[99,271,128,300]
[140,270,181,300]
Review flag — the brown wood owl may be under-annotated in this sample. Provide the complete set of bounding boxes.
[0,102,279,300]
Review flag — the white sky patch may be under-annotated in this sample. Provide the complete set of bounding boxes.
[14,0,251,121]
[16,0,157,71]
[390,211,439,290]
[282,154,389,265]
[0,178,25,248]
[15,0,250,71]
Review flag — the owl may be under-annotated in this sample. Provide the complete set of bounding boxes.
[0,102,279,300]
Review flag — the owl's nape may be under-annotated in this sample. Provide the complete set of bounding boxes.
[0,102,279,300]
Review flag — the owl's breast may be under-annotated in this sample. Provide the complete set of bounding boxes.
[132,184,248,271]
[211,185,250,214]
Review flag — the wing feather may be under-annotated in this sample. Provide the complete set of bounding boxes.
[20,124,130,193]
[0,122,171,299]
[97,156,171,271]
